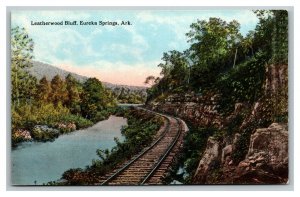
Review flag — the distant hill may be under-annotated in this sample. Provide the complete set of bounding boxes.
[28,61,147,92]
[28,61,88,82]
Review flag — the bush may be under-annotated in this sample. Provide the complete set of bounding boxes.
[216,51,267,114]
[12,103,70,130]
[57,114,93,129]
[179,126,218,183]
[12,129,32,146]
[31,125,60,142]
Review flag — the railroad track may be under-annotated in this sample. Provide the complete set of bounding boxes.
[99,107,188,186]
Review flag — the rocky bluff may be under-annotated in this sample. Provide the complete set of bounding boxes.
[148,64,288,184]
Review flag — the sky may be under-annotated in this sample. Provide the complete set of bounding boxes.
[11,10,259,86]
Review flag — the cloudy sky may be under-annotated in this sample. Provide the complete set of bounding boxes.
[11,10,259,86]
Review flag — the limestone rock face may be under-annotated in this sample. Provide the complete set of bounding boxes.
[264,64,288,96]
[193,137,222,183]
[148,64,288,184]
[248,123,288,167]
[150,93,222,128]
[233,123,288,184]
[222,145,233,164]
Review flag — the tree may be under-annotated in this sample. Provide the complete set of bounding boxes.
[118,87,127,101]
[186,18,229,66]
[226,20,243,68]
[242,31,255,57]
[270,10,288,64]
[144,76,156,86]
[35,76,51,104]
[185,17,242,90]
[162,50,188,89]
[11,26,35,106]
[81,78,107,119]
[65,74,82,114]
[50,75,68,106]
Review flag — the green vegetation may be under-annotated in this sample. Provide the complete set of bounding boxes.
[55,108,163,185]
[112,87,146,104]
[146,10,288,184]
[11,26,117,145]
[164,125,218,184]
[216,51,268,113]
[146,10,288,111]
[12,9,288,185]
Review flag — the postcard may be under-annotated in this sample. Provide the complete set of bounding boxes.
[10,9,288,186]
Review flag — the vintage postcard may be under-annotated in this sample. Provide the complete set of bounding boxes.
[10,9,288,186]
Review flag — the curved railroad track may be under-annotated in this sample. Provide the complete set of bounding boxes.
[99,107,188,185]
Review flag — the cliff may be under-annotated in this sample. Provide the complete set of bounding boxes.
[148,64,288,184]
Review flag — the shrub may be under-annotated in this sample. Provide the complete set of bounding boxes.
[12,103,70,130]
[31,125,59,142]
[56,114,93,129]
[216,51,267,114]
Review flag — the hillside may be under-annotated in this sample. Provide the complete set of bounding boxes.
[28,61,147,92]
[144,10,288,184]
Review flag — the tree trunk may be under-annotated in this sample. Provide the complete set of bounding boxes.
[233,48,238,68]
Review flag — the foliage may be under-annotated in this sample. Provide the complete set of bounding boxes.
[11,26,35,107]
[146,11,288,184]
[186,18,243,90]
[179,126,218,183]
[65,74,82,114]
[146,10,288,107]
[112,87,146,104]
[216,51,268,114]
[271,10,288,64]
[253,10,288,65]
[58,114,93,129]
[11,26,119,145]
[35,76,51,104]
[12,103,69,129]
[81,77,117,120]
[12,129,32,146]
[31,125,60,142]
[50,75,68,106]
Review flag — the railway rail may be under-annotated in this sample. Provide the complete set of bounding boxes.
[100,107,188,185]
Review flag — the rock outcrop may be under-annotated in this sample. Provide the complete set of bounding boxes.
[192,122,288,184]
[232,123,288,184]
[150,93,222,128]
[149,64,288,184]
[193,137,222,183]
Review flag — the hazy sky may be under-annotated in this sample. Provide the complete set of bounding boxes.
[11,10,259,86]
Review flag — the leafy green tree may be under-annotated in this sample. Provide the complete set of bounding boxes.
[185,18,243,90]
[161,50,188,89]
[118,87,127,102]
[226,20,243,68]
[35,76,51,104]
[50,75,68,106]
[65,74,82,114]
[242,31,255,57]
[186,18,228,64]
[270,10,288,64]
[81,78,109,119]
[252,10,288,64]
[144,76,156,86]
[11,26,35,106]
